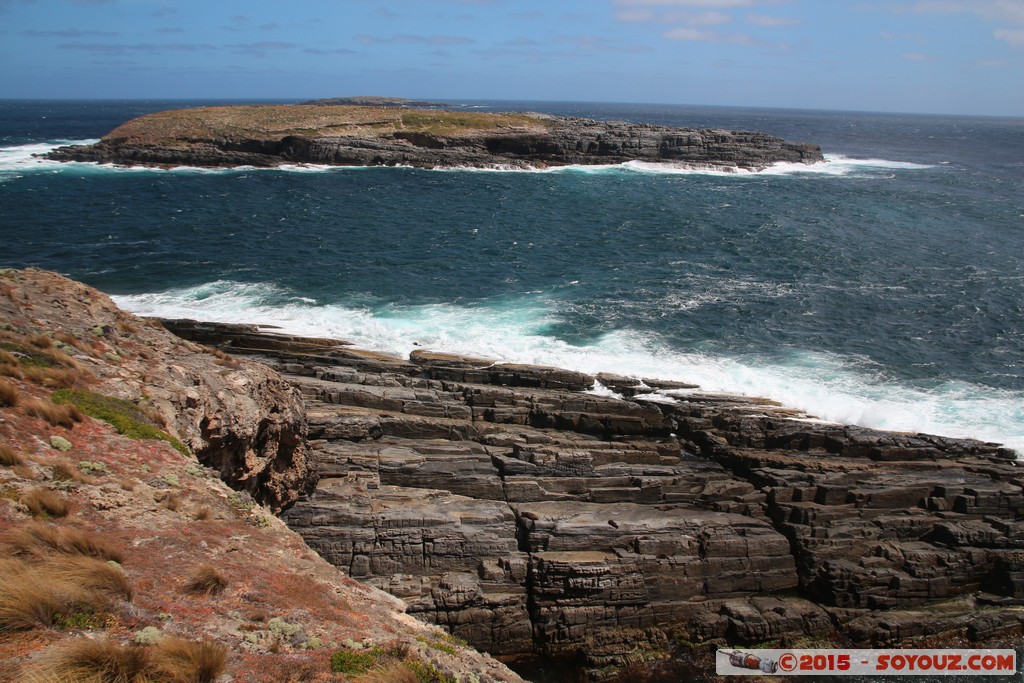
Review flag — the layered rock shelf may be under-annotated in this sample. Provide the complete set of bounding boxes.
[44,103,823,171]
[160,319,1024,678]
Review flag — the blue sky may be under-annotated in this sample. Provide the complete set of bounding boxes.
[1,0,1021,115]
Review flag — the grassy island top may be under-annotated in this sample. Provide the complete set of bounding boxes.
[102,104,553,145]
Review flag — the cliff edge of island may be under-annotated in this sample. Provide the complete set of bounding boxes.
[44,103,824,171]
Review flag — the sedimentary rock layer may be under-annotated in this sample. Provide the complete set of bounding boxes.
[160,319,1024,677]
[44,104,824,171]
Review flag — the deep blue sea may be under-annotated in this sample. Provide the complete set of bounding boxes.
[1,99,1022,452]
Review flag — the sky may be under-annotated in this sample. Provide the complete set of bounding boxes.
[0,0,1021,116]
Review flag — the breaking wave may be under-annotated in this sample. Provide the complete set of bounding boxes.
[113,280,1022,454]
[0,142,937,181]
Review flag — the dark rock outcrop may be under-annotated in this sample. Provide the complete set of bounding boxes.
[0,271,315,512]
[160,319,1024,679]
[45,106,823,171]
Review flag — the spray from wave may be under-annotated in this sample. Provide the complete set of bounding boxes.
[113,280,1022,454]
[1,142,937,180]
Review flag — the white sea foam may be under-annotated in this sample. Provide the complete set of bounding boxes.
[113,281,1023,455]
[0,140,351,176]
[0,140,100,176]
[760,154,937,177]
[1,142,936,180]
[432,155,936,177]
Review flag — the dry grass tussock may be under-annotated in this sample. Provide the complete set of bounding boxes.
[206,346,242,369]
[0,352,22,380]
[21,636,227,683]
[184,564,229,596]
[151,637,228,683]
[0,443,25,466]
[0,333,84,388]
[22,365,83,389]
[0,555,131,633]
[0,378,20,407]
[8,521,125,562]
[21,396,82,427]
[0,523,131,633]
[163,492,181,512]
[53,460,92,484]
[23,488,71,518]
[0,558,65,633]
[27,333,53,349]
[358,661,420,683]
[54,331,84,350]
[44,554,132,602]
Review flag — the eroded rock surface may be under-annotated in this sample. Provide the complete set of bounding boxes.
[160,319,1024,677]
[0,271,314,511]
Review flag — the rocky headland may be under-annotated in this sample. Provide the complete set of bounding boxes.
[157,319,1024,679]
[0,269,521,683]
[43,104,823,171]
[4,269,1023,682]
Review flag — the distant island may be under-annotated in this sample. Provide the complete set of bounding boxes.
[299,96,448,108]
[45,103,824,171]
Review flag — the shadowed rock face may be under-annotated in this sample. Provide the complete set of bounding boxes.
[160,319,1024,678]
[0,272,315,512]
[44,105,823,171]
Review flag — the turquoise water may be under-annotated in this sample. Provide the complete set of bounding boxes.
[1,100,1022,451]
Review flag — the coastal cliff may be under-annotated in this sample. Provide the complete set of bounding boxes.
[158,320,1024,679]
[0,269,522,683]
[44,104,823,171]
[4,270,1022,681]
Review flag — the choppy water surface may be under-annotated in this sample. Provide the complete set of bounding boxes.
[1,99,1022,451]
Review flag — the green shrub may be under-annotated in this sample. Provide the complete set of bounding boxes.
[227,491,254,511]
[330,647,383,674]
[184,463,207,478]
[78,460,110,475]
[134,625,165,645]
[51,389,189,457]
[267,616,302,637]
[416,634,458,655]
[405,660,457,683]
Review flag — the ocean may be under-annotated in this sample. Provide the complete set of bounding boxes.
[1,99,1022,453]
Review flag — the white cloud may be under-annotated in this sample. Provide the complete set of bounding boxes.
[616,0,776,6]
[902,51,937,61]
[880,30,928,42]
[994,27,1024,45]
[663,26,754,42]
[355,34,475,46]
[615,0,789,47]
[746,13,796,26]
[901,0,1024,25]
[615,8,658,21]
[615,7,734,25]
[888,1,1024,46]
[680,10,733,25]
